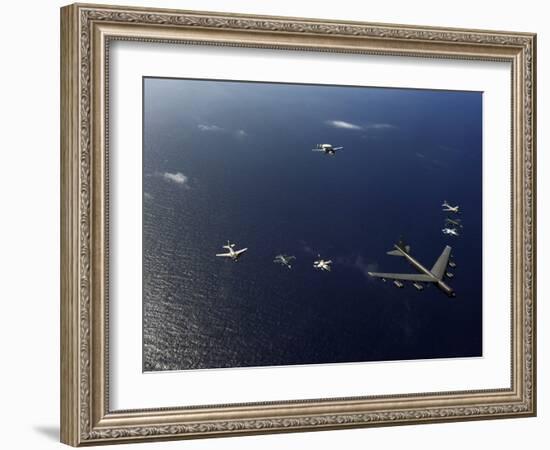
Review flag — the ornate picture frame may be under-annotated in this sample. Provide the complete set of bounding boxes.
[60,3,536,446]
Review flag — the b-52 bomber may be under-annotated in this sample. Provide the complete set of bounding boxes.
[216,241,248,261]
[312,144,343,156]
[274,254,296,269]
[368,240,456,297]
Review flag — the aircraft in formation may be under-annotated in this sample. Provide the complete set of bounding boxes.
[445,217,463,228]
[441,201,462,236]
[442,200,460,213]
[368,240,456,297]
[216,199,463,297]
[313,255,332,272]
[442,227,460,236]
[215,241,248,261]
[217,243,333,273]
[312,143,343,156]
[274,254,296,269]
[216,239,457,297]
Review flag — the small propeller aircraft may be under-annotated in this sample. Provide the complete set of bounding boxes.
[215,241,248,261]
[312,144,343,156]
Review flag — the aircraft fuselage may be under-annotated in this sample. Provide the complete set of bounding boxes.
[393,245,456,297]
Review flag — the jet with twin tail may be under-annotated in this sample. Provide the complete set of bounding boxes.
[442,227,460,237]
[313,255,332,272]
[442,200,460,213]
[445,217,463,228]
[274,254,296,269]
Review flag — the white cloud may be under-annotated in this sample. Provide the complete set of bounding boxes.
[326,120,395,131]
[197,124,248,138]
[197,124,223,132]
[326,120,362,130]
[365,123,395,130]
[163,172,188,185]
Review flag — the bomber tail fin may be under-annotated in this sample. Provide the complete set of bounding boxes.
[394,237,411,254]
[387,239,410,256]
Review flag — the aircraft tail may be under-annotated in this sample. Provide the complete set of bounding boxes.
[387,239,410,256]
[431,246,452,280]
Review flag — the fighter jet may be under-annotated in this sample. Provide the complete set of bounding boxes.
[442,227,460,236]
[274,254,296,269]
[442,201,460,213]
[368,240,456,297]
[312,144,343,156]
[215,241,248,261]
[445,217,463,228]
[313,255,332,272]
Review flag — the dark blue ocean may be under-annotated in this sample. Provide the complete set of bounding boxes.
[142,77,482,371]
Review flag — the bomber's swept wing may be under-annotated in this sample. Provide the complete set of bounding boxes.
[430,245,452,280]
[332,147,343,150]
[216,252,232,257]
[367,272,434,282]
[312,148,325,152]
[233,248,248,256]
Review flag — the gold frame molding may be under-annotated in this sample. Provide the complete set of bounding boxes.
[60,3,537,446]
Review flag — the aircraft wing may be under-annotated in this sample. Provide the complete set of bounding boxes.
[368,272,434,282]
[333,147,343,150]
[430,245,452,280]
[311,149,324,152]
[234,248,248,256]
[216,252,232,257]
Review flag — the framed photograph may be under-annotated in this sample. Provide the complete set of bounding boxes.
[60,3,537,446]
